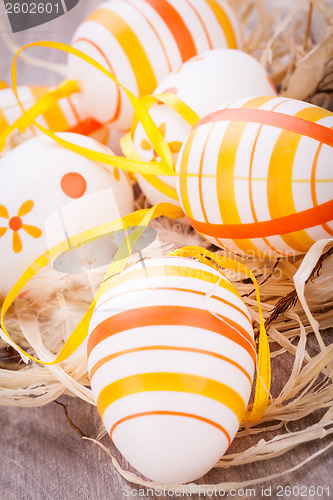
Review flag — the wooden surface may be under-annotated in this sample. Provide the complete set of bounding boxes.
[0,2,332,499]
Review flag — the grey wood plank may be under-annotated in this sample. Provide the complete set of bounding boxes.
[1,395,332,500]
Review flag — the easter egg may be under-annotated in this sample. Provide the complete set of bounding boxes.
[133,49,277,205]
[0,85,107,141]
[0,132,134,298]
[87,256,255,483]
[68,0,243,131]
[175,96,333,257]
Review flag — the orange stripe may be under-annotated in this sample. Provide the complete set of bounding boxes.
[87,8,157,97]
[183,0,213,49]
[75,37,121,123]
[205,0,237,48]
[97,285,251,325]
[87,306,255,360]
[310,128,333,237]
[67,117,103,135]
[89,345,253,382]
[101,264,242,300]
[187,199,333,239]
[110,411,231,443]
[97,372,246,423]
[196,106,333,147]
[144,0,197,61]
[124,0,172,72]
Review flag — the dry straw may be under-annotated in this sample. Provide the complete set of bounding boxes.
[1,0,333,490]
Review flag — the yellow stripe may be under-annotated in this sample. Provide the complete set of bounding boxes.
[30,86,70,132]
[217,97,273,254]
[99,264,242,302]
[87,9,157,98]
[205,0,237,48]
[178,127,199,218]
[140,173,179,201]
[97,372,246,423]
[294,105,332,122]
[0,105,9,132]
[267,107,319,253]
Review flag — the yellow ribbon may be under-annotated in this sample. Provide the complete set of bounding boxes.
[169,246,271,423]
[0,80,80,150]
[1,41,271,421]
[0,203,183,365]
[0,41,174,176]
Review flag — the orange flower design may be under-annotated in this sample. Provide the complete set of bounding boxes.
[0,201,42,253]
[140,122,182,159]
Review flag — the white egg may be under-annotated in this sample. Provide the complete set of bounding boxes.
[0,133,134,298]
[88,256,255,484]
[132,49,277,205]
[175,96,333,257]
[68,0,243,131]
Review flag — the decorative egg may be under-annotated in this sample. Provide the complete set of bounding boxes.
[68,0,243,131]
[0,132,134,298]
[87,256,255,484]
[0,85,108,141]
[132,49,277,205]
[175,96,333,257]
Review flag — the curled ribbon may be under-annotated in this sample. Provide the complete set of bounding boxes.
[0,41,271,422]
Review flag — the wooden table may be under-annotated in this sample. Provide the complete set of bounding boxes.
[0,2,332,498]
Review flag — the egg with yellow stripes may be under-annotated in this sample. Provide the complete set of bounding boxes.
[132,48,277,206]
[175,96,333,257]
[0,85,107,141]
[69,0,243,131]
[87,256,255,484]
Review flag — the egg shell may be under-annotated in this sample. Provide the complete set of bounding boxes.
[0,132,134,298]
[133,48,277,205]
[68,0,243,131]
[175,95,333,257]
[87,256,255,484]
[0,85,110,141]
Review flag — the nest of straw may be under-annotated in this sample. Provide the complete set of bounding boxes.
[0,0,333,491]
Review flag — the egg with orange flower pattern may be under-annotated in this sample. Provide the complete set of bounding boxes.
[132,49,277,206]
[0,132,134,298]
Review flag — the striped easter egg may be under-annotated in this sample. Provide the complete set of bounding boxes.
[132,49,277,206]
[87,256,255,484]
[0,85,107,142]
[175,96,333,257]
[69,0,243,131]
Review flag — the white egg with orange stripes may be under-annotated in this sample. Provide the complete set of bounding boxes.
[0,132,134,298]
[175,96,333,257]
[68,0,243,131]
[132,48,277,206]
[0,85,108,141]
[87,256,255,484]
